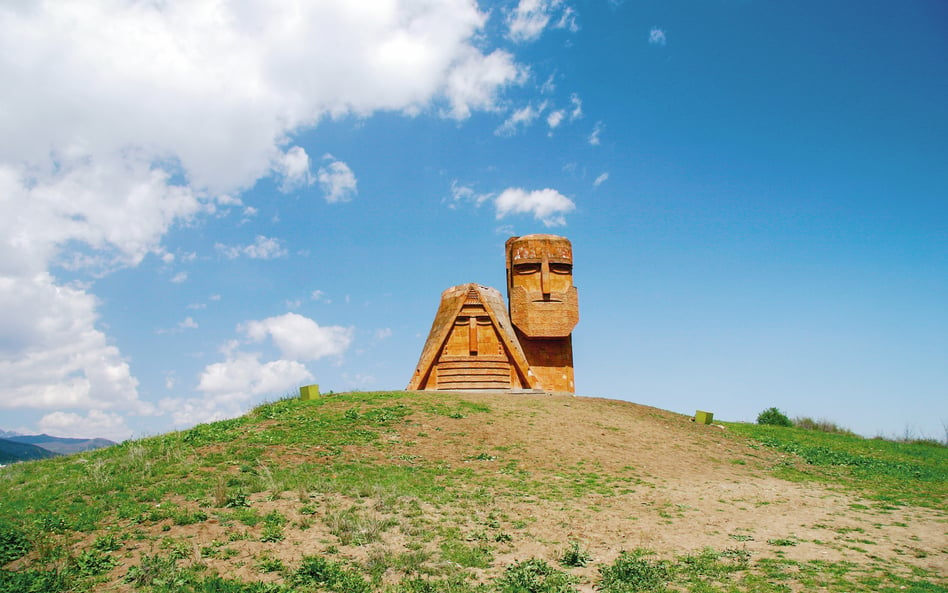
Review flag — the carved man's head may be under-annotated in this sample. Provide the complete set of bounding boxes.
[505,234,579,338]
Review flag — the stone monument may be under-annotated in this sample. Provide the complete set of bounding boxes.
[506,234,578,393]
[408,234,578,393]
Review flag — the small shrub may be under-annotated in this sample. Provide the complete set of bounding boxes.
[124,554,181,588]
[497,558,577,593]
[597,550,669,593]
[260,524,284,543]
[757,407,792,427]
[92,534,122,552]
[558,541,591,567]
[293,555,370,593]
[257,555,285,573]
[793,417,855,436]
[71,549,117,577]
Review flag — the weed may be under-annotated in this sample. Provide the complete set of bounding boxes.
[92,533,122,552]
[497,557,577,593]
[124,554,182,588]
[327,508,396,546]
[293,555,371,593]
[440,540,493,568]
[597,550,669,593]
[558,540,591,567]
[256,555,285,573]
[70,549,117,577]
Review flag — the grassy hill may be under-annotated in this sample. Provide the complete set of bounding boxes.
[0,391,945,593]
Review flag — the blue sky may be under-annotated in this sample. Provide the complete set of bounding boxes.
[1,0,945,441]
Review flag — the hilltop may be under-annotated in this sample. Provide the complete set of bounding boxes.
[0,391,945,592]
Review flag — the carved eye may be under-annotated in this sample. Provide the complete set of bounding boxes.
[455,316,469,325]
[513,263,541,275]
[550,263,572,274]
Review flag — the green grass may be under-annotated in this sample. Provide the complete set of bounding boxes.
[725,422,948,510]
[0,391,945,593]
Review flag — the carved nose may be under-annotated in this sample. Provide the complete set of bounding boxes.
[541,257,550,296]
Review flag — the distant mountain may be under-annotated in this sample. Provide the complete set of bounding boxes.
[0,429,22,439]
[0,438,60,464]
[6,434,117,455]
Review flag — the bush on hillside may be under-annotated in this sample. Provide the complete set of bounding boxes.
[756,407,792,427]
[793,417,855,436]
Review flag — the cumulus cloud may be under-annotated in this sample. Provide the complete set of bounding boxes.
[547,110,565,130]
[176,311,352,427]
[216,236,288,260]
[494,188,576,227]
[177,352,313,426]
[317,156,358,203]
[443,48,524,119]
[276,146,314,193]
[0,0,528,428]
[241,313,353,361]
[0,273,147,413]
[649,27,667,46]
[507,0,577,43]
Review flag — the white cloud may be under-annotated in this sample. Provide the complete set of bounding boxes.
[589,121,604,146]
[447,180,492,207]
[216,235,288,260]
[174,351,313,426]
[170,272,188,284]
[443,48,524,119]
[570,93,583,120]
[317,156,358,203]
[507,0,576,43]
[276,146,314,193]
[156,316,199,335]
[241,312,353,361]
[494,188,576,227]
[374,328,393,341]
[0,0,528,426]
[649,27,667,46]
[0,273,148,413]
[547,110,565,129]
[594,172,609,187]
[496,103,546,136]
[38,410,132,441]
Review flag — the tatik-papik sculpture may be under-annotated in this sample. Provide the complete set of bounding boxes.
[407,234,578,394]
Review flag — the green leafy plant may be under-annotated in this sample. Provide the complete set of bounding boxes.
[293,555,370,593]
[71,549,116,577]
[558,540,591,567]
[757,407,792,427]
[497,558,577,593]
[597,550,669,593]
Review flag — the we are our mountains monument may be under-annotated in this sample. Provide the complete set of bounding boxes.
[408,234,578,394]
